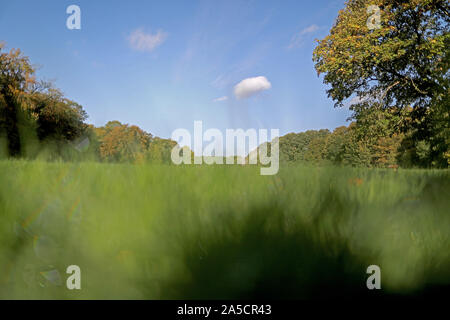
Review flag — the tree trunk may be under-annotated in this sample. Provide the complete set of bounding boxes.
[1,94,21,157]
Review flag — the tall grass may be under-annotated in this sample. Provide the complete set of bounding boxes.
[0,160,448,299]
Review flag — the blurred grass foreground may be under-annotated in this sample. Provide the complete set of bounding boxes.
[0,160,449,299]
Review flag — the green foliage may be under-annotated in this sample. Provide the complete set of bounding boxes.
[261,123,398,168]
[94,121,152,163]
[146,137,177,164]
[313,0,449,168]
[0,45,35,156]
[0,44,89,158]
[314,0,449,108]
[277,130,330,163]
[31,89,88,143]
[93,121,179,164]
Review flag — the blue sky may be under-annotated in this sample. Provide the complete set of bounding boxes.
[0,0,352,140]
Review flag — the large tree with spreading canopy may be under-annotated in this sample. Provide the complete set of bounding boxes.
[313,0,449,167]
[0,43,88,157]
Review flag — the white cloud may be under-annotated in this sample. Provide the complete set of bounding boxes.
[128,28,168,52]
[233,76,272,100]
[213,96,228,102]
[288,24,319,49]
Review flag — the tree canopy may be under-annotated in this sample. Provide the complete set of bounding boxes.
[313,0,449,167]
[0,44,89,157]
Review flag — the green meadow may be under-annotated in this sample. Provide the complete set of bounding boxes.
[0,161,448,299]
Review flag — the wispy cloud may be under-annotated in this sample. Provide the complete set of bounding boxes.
[211,74,230,89]
[288,24,320,49]
[234,76,272,100]
[128,28,168,52]
[213,96,228,102]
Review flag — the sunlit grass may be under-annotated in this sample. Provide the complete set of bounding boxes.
[0,160,448,299]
